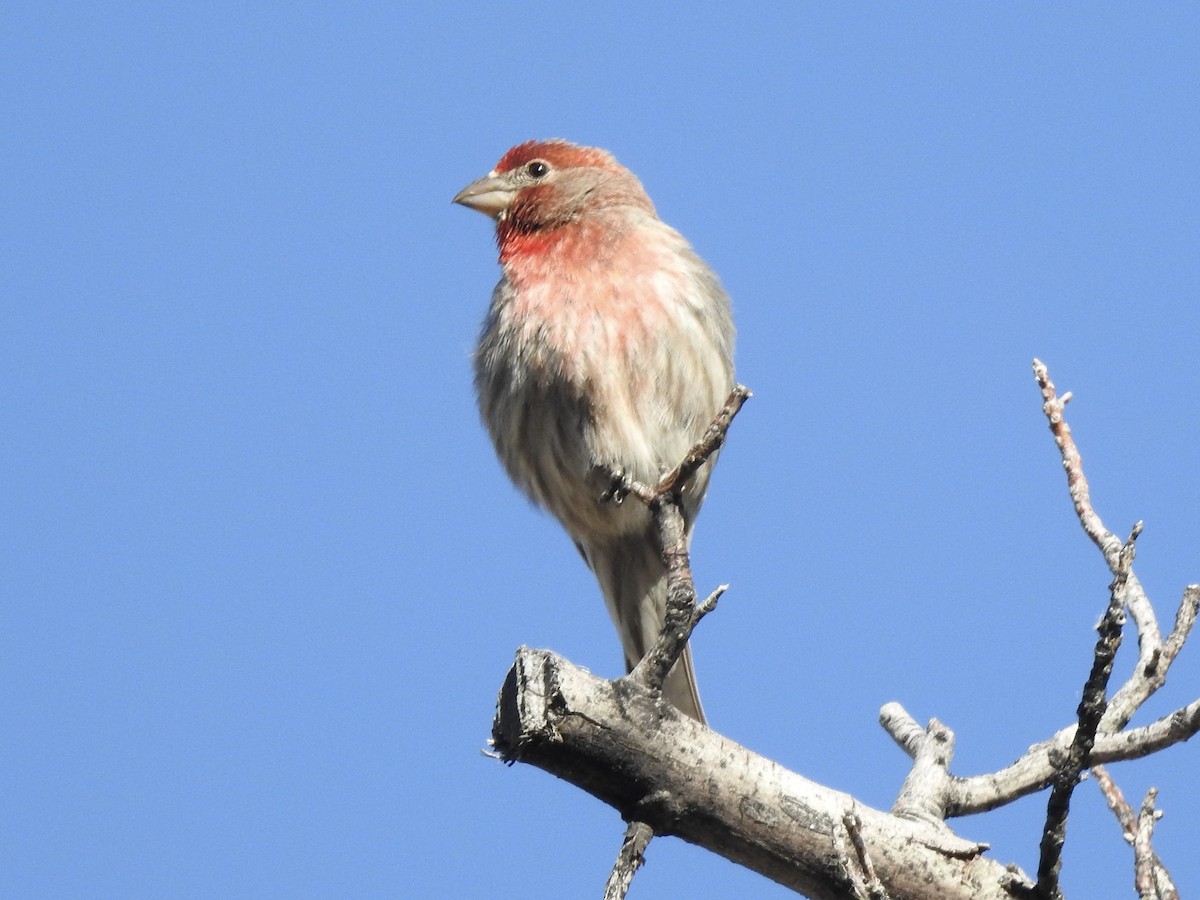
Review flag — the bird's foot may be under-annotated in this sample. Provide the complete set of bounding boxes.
[598,467,632,505]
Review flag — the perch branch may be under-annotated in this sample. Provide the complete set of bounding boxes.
[493,647,1010,900]
[652,384,752,497]
[595,384,748,896]
[618,384,750,695]
[616,385,752,507]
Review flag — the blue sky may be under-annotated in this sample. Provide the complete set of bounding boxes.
[4,4,1198,898]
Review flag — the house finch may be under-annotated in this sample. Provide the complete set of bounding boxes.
[454,139,735,722]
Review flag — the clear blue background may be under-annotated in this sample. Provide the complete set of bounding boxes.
[4,4,1198,898]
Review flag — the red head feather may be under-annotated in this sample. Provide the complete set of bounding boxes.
[494,139,621,174]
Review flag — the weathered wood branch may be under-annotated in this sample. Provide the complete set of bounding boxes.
[493,648,1020,900]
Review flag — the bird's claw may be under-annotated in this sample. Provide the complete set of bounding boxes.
[599,467,632,505]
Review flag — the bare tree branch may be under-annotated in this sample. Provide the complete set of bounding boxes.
[489,361,1198,898]
[1092,764,1137,840]
[925,365,1200,825]
[945,697,1200,816]
[1034,524,1139,899]
[1109,584,1200,731]
[879,703,926,756]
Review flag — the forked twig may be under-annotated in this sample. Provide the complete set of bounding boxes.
[622,385,751,694]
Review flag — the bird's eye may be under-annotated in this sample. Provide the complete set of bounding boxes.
[526,161,550,178]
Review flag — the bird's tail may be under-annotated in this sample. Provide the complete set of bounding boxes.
[584,532,706,723]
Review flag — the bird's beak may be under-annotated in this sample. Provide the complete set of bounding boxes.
[452,172,517,219]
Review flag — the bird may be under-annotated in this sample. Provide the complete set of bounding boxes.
[454,139,735,722]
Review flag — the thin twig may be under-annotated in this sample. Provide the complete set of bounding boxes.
[1091,764,1138,842]
[1033,359,1117,560]
[843,809,889,899]
[621,386,750,696]
[655,384,752,497]
[1161,585,1199,666]
[1033,360,1164,730]
[1133,789,1159,900]
[603,820,654,900]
